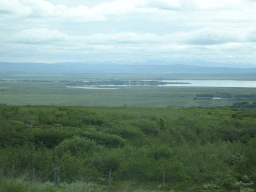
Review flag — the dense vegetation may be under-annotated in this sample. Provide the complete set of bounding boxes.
[0,104,256,191]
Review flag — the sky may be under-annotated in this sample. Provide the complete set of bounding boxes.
[1,0,256,67]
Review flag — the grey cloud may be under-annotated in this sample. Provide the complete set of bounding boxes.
[0,10,12,15]
[183,30,239,45]
[146,2,181,11]
[142,0,197,11]
[247,30,256,42]
[79,33,161,45]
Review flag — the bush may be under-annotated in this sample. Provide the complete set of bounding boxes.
[54,136,98,158]
[103,123,143,140]
[80,131,125,148]
[0,145,54,179]
[157,117,166,130]
[146,145,173,161]
[55,153,99,183]
[117,155,189,182]
[0,120,33,148]
[219,127,239,142]
[211,171,236,188]
[91,149,122,177]
[33,128,73,149]
[0,105,19,120]
[133,120,159,136]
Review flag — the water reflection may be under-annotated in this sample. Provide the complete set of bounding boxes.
[161,80,256,88]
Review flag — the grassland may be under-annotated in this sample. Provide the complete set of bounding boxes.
[1,73,256,107]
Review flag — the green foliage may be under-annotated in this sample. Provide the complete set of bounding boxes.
[80,131,125,148]
[0,145,54,178]
[0,177,106,192]
[103,122,143,140]
[0,105,19,120]
[240,127,256,143]
[54,136,98,158]
[0,177,58,192]
[37,108,106,127]
[0,105,256,189]
[219,126,239,142]
[146,144,173,161]
[117,154,188,182]
[0,177,30,192]
[0,120,33,148]
[157,117,166,130]
[133,119,159,136]
[33,128,71,149]
[204,171,236,188]
[55,153,96,183]
[91,148,122,177]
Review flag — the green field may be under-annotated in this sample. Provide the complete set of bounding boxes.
[1,73,256,107]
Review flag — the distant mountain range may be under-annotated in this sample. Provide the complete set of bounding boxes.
[1,62,256,74]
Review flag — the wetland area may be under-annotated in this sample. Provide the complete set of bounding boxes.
[1,73,256,107]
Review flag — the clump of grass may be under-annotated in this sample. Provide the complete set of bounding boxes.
[0,177,108,192]
[0,177,56,192]
[58,181,107,192]
[0,177,27,192]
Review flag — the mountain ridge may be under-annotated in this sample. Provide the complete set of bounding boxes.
[1,62,256,74]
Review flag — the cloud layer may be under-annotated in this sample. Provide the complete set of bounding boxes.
[1,0,256,66]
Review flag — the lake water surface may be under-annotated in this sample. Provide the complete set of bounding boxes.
[161,80,256,88]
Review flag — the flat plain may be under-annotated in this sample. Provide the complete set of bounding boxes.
[1,72,256,107]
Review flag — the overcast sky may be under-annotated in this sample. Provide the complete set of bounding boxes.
[1,0,256,67]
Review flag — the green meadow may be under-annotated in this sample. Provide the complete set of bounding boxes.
[1,73,256,107]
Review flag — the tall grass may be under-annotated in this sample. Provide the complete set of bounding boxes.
[0,177,176,192]
[0,177,55,192]
[0,177,107,192]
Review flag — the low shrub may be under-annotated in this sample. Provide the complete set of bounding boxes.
[80,131,125,148]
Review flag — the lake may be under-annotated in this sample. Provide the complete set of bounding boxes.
[67,80,256,89]
[161,80,256,88]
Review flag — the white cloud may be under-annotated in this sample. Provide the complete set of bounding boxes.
[0,0,105,21]
[15,28,69,44]
[194,0,247,9]
[21,0,55,16]
[12,27,255,47]
[1,0,256,23]
[0,0,31,16]
[138,0,249,12]
[93,0,137,14]
[61,5,106,21]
